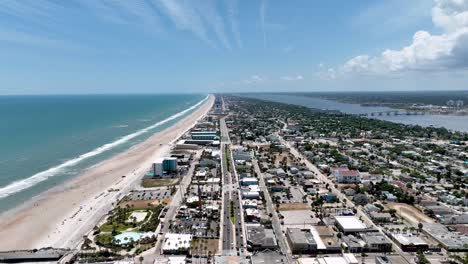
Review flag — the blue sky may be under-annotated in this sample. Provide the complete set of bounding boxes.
[0,0,467,94]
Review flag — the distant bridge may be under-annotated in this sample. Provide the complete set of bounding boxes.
[359,111,426,117]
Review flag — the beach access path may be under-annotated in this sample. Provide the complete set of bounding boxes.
[0,95,214,250]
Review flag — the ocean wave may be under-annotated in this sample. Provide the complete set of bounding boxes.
[0,95,209,199]
[113,124,129,128]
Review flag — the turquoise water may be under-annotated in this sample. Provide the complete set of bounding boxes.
[0,94,207,212]
[114,232,141,244]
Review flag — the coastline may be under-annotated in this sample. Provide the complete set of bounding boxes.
[0,95,214,250]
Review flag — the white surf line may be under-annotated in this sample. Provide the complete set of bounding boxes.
[0,95,209,199]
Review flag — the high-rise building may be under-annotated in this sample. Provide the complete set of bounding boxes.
[152,157,178,177]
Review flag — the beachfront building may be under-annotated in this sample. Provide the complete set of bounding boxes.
[191,131,219,140]
[152,157,178,177]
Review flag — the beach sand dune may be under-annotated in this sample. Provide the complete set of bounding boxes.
[0,95,214,250]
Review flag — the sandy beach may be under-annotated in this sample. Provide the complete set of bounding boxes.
[0,95,214,250]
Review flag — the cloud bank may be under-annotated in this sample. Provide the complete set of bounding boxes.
[331,0,468,77]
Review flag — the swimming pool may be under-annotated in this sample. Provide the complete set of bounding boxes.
[114,232,140,244]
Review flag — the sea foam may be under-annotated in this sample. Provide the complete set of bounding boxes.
[0,95,209,199]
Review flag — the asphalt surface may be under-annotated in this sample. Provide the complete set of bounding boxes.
[253,159,293,264]
[220,112,245,255]
[152,150,202,256]
[220,118,234,251]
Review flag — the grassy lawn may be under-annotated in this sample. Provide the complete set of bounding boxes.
[99,223,133,233]
[95,233,114,247]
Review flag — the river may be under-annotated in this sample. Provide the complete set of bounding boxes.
[242,93,468,133]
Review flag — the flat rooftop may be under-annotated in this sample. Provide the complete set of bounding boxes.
[335,216,367,231]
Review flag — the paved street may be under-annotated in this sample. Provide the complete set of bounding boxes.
[220,114,246,255]
[253,159,293,264]
[151,150,202,257]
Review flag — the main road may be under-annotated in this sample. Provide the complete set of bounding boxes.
[219,101,246,255]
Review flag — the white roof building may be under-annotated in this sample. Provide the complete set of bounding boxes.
[334,216,367,233]
[298,254,358,264]
[162,233,193,254]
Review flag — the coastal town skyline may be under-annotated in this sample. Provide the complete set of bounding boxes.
[1,1,468,263]
[1,0,468,95]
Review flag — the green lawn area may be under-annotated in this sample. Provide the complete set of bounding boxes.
[99,223,133,233]
[95,233,114,247]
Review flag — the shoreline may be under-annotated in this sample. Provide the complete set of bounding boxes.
[0,95,214,250]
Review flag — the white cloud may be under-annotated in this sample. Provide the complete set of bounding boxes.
[193,0,231,50]
[260,0,267,47]
[432,0,468,31]
[155,0,234,49]
[281,75,303,81]
[155,0,213,46]
[226,0,242,48]
[112,0,163,33]
[333,0,468,77]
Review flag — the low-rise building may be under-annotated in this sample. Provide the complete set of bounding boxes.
[246,225,278,251]
[333,168,361,183]
[334,216,367,234]
[240,177,259,186]
[370,212,392,223]
[286,228,317,254]
[422,223,468,252]
[162,233,193,254]
[390,233,429,252]
[361,233,392,252]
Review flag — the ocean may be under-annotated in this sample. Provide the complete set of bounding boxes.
[0,94,207,212]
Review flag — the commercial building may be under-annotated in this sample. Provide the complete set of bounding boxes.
[390,233,429,252]
[334,216,367,234]
[361,233,392,252]
[246,225,278,251]
[286,228,317,254]
[162,233,193,254]
[422,223,468,251]
[297,254,358,264]
[242,191,260,199]
[240,177,259,186]
[191,131,219,140]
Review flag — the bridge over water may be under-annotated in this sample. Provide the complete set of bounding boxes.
[359,111,426,117]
